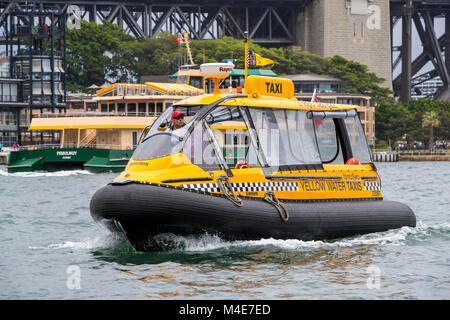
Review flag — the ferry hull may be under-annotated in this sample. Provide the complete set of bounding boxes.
[7,148,133,173]
[90,182,416,251]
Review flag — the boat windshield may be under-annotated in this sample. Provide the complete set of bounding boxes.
[182,106,260,171]
[132,103,372,168]
[132,105,202,161]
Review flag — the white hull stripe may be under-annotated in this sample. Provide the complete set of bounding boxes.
[181,181,299,193]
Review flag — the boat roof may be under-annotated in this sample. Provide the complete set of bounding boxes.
[175,76,360,111]
[175,94,359,111]
[146,82,203,95]
[96,82,202,97]
[29,115,156,131]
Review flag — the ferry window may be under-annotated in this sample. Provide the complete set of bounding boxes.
[231,77,241,88]
[138,103,146,114]
[337,98,350,104]
[204,79,214,93]
[149,102,155,115]
[109,104,115,112]
[86,103,98,111]
[178,75,188,84]
[301,84,316,93]
[156,102,163,114]
[319,84,332,92]
[313,118,344,164]
[127,103,136,114]
[189,76,203,89]
[343,111,372,163]
[248,108,322,169]
[71,102,83,109]
[101,104,107,112]
[219,78,230,89]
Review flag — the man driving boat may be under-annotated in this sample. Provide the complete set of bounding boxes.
[170,111,186,130]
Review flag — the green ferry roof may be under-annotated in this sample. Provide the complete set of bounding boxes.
[170,68,277,78]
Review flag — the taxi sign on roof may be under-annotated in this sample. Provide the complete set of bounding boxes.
[246,75,294,99]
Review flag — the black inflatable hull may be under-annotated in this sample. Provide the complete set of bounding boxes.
[90,182,416,251]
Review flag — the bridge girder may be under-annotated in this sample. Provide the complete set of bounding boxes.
[391,0,450,102]
[0,0,313,45]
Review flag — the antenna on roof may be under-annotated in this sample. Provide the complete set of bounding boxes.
[244,31,248,94]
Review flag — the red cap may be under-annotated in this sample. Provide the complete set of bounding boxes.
[172,111,184,119]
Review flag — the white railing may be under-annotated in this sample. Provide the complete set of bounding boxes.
[14,143,133,151]
[33,112,154,118]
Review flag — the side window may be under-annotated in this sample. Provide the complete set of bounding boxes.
[312,110,370,164]
[344,114,372,163]
[313,118,344,164]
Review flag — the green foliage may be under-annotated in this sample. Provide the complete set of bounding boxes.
[65,28,391,101]
[375,99,450,146]
[65,20,135,92]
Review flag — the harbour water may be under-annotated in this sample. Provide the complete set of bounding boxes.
[0,162,449,300]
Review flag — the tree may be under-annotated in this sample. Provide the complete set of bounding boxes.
[65,28,393,102]
[422,110,440,151]
[65,21,135,92]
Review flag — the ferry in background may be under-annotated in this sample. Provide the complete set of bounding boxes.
[7,60,277,173]
[7,81,202,173]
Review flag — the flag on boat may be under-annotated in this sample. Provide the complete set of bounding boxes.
[255,53,274,67]
[311,88,319,102]
[311,89,323,126]
[247,48,274,67]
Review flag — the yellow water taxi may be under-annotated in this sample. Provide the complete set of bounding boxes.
[90,63,415,251]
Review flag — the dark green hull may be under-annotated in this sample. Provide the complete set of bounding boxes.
[7,148,133,173]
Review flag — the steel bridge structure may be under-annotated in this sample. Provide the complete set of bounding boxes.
[391,0,450,101]
[0,0,313,45]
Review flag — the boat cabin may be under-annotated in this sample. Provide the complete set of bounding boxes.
[119,66,377,201]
